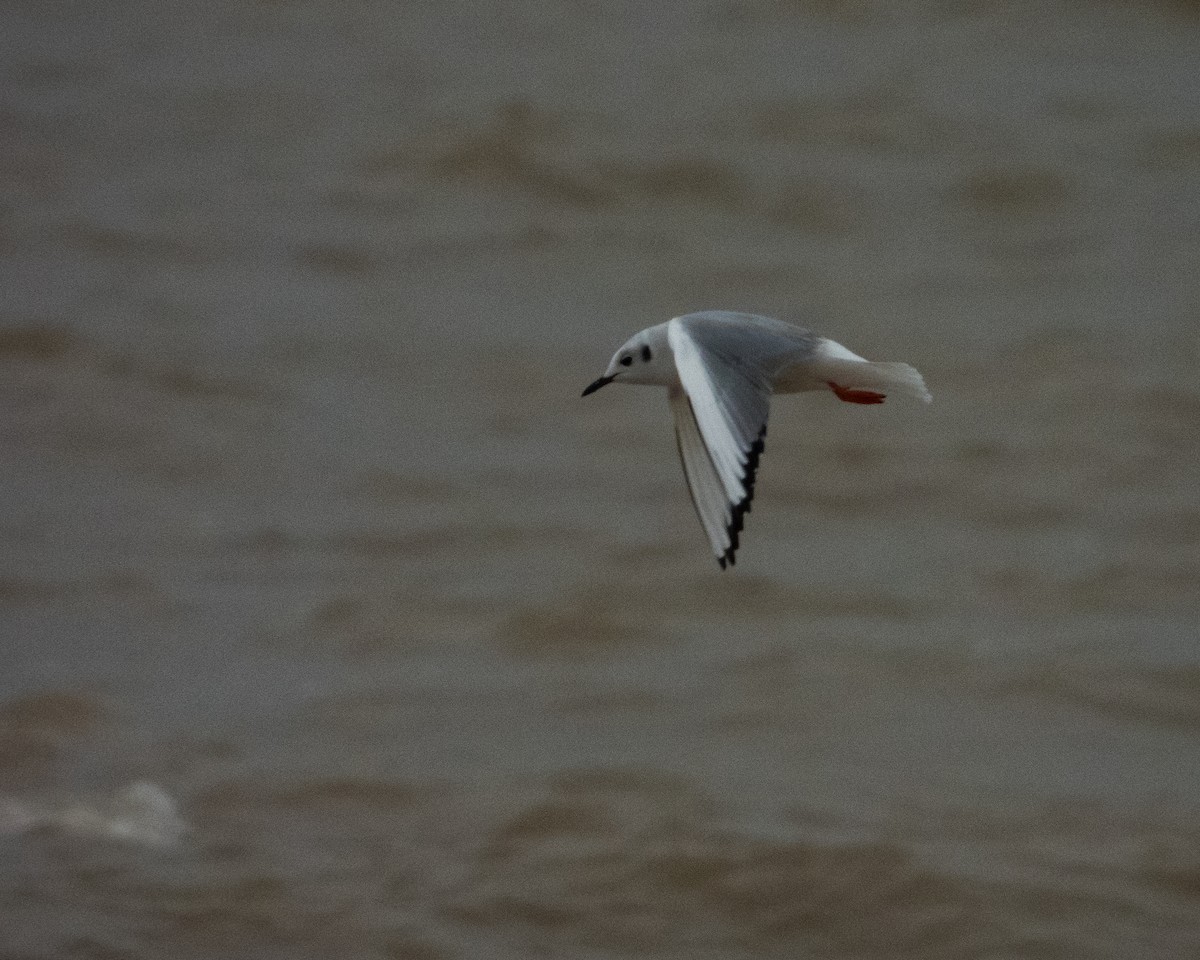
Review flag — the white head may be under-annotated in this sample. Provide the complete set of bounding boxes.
[582,323,675,395]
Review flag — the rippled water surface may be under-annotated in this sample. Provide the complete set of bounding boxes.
[3,1,1199,957]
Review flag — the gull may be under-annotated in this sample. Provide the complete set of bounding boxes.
[582,311,931,568]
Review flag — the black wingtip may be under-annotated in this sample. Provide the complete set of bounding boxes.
[719,424,767,570]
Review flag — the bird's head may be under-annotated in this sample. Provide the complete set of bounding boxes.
[582,325,673,395]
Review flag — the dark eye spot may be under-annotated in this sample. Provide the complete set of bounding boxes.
[619,355,632,366]
[641,345,652,362]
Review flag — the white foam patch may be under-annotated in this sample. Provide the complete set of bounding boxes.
[0,782,187,847]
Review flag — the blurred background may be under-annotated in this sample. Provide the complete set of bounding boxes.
[2,0,1199,957]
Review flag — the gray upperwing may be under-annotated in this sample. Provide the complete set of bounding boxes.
[668,317,773,568]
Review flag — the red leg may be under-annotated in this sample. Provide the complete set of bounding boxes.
[828,381,886,404]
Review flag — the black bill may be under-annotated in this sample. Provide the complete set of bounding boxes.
[581,374,615,397]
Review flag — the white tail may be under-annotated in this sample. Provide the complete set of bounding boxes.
[820,359,933,403]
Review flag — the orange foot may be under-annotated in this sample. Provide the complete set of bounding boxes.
[828,381,886,404]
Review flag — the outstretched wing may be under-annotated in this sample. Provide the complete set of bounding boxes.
[667,317,773,568]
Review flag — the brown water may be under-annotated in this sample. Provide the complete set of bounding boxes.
[2,1,1200,956]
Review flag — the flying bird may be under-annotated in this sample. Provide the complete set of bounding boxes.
[582,311,931,568]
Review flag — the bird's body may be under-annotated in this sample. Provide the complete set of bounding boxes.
[582,311,931,568]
